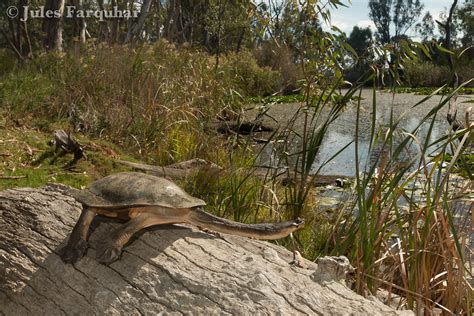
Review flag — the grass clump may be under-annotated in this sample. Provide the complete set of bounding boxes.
[391,86,474,95]
[220,50,283,97]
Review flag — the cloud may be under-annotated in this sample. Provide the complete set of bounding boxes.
[330,19,351,32]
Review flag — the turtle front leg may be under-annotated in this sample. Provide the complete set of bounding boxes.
[61,207,96,264]
[96,213,155,264]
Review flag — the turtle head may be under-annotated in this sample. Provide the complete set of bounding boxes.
[291,217,305,231]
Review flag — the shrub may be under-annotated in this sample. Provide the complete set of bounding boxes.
[403,61,473,88]
[403,62,451,87]
[220,50,283,96]
[0,49,16,76]
[254,42,302,95]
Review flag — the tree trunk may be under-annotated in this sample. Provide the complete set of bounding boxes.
[236,27,245,52]
[154,0,162,40]
[0,185,410,315]
[43,0,66,51]
[110,0,120,43]
[97,0,109,42]
[73,0,87,44]
[1,0,32,62]
[438,0,459,128]
[1,20,23,61]
[215,0,226,68]
[125,0,153,43]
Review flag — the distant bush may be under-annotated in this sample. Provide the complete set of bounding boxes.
[404,62,451,87]
[254,42,302,95]
[457,61,474,87]
[221,50,282,96]
[404,61,474,87]
[0,43,297,163]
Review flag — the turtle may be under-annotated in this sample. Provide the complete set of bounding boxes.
[61,172,305,264]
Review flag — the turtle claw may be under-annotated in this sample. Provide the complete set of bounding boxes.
[60,239,88,264]
[96,243,122,264]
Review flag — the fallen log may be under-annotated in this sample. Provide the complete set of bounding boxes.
[0,175,27,180]
[209,120,274,135]
[117,158,353,187]
[0,185,411,315]
[117,158,223,179]
[49,129,84,164]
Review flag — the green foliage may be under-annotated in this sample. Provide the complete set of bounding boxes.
[248,94,305,103]
[456,1,474,47]
[254,42,302,95]
[403,61,474,88]
[0,43,249,164]
[347,26,373,58]
[369,0,423,44]
[368,0,392,44]
[438,0,473,48]
[392,86,474,95]
[403,62,451,87]
[221,50,283,96]
[393,0,424,37]
[0,70,55,114]
[0,50,16,75]
[344,26,374,83]
[415,12,435,42]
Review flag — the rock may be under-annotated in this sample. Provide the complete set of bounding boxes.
[0,185,412,315]
[312,256,355,285]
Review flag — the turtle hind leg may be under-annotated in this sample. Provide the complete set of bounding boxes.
[96,212,157,265]
[61,207,96,264]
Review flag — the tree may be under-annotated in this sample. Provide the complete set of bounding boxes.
[72,0,87,44]
[43,0,66,51]
[345,26,373,83]
[438,0,473,48]
[368,0,424,44]
[415,12,434,42]
[125,0,153,43]
[368,0,392,44]
[457,0,473,47]
[347,26,373,57]
[0,0,34,60]
[392,0,423,37]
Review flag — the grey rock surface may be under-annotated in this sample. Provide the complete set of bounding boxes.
[0,185,412,315]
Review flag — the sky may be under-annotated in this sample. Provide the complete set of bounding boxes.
[325,0,452,37]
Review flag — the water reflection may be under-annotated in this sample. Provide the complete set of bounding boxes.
[311,108,453,176]
[259,108,451,177]
[310,132,369,177]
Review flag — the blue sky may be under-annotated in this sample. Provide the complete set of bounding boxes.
[326,0,452,37]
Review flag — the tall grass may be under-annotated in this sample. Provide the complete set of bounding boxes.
[308,82,473,313]
[0,42,247,164]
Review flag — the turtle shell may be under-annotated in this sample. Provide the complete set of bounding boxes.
[69,172,206,209]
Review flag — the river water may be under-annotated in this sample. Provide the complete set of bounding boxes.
[252,89,472,176]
